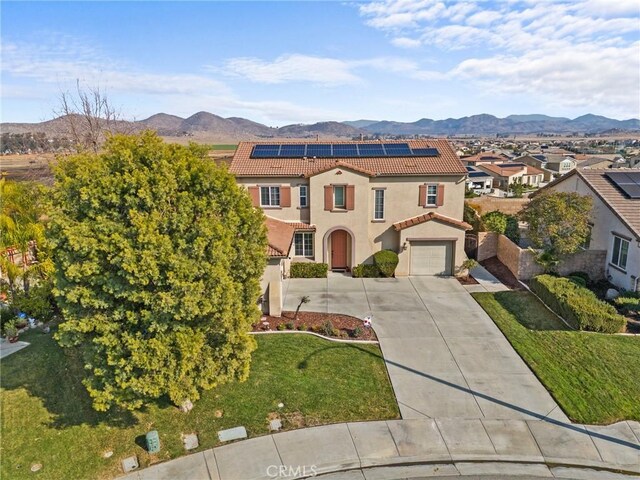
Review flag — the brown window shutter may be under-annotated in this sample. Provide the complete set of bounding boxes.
[346,185,355,210]
[324,185,333,210]
[418,184,426,206]
[436,184,445,206]
[248,186,260,206]
[280,186,291,207]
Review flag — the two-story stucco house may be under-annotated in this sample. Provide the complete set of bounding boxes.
[541,169,640,292]
[229,140,470,293]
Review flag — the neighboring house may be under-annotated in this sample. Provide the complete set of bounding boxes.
[544,154,576,176]
[515,154,554,182]
[465,166,493,194]
[577,157,613,170]
[229,141,471,283]
[461,151,510,166]
[477,162,544,189]
[540,169,640,292]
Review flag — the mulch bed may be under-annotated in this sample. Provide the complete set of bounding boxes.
[480,256,524,290]
[253,311,377,341]
[456,275,479,285]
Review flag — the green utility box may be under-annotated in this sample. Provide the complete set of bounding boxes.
[146,430,161,453]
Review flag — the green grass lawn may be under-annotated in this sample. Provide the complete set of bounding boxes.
[473,291,640,425]
[1,331,398,480]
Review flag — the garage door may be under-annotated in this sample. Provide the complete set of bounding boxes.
[410,241,453,276]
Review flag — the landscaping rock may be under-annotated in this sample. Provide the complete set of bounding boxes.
[218,426,247,442]
[121,456,139,473]
[30,463,42,472]
[102,450,113,458]
[269,419,282,432]
[179,399,194,413]
[182,433,199,450]
[214,409,223,418]
[606,288,620,300]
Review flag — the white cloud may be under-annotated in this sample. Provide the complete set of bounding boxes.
[220,54,361,86]
[391,37,422,48]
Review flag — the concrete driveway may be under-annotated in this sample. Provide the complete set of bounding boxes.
[283,275,568,422]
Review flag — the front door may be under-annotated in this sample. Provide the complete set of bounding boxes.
[331,230,348,270]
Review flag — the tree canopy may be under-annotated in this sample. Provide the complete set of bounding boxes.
[48,132,267,411]
[520,191,592,257]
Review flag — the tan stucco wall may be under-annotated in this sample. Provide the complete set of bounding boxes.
[547,174,640,291]
[261,259,283,314]
[237,177,310,223]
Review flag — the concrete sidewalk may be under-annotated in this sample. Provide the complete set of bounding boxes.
[462,265,511,293]
[119,418,640,480]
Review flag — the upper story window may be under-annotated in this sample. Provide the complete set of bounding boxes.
[611,235,629,270]
[426,185,438,206]
[260,186,280,207]
[333,185,346,209]
[299,185,308,208]
[373,189,384,220]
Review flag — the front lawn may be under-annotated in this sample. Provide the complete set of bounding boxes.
[1,331,398,480]
[473,291,640,425]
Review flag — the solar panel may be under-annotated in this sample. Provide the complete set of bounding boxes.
[251,144,281,158]
[332,144,359,157]
[358,143,385,156]
[619,184,640,198]
[411,148,439,156]
[605,171,640,198]
[469,171,490,178]
[383,143,412,156]
[278,144,305,157]
[306,144,332,157]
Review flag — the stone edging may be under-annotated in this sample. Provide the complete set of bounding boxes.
[248,330,379,344]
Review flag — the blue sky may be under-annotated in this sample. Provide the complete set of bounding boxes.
[2,0,639,125]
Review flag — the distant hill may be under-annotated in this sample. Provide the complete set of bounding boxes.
[2,112,638,141]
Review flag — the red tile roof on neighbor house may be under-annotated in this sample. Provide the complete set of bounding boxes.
[461,151,510,163]
[478,163,526,177]
[393,211,472,231]
[265,217,315,257]
[526,165,544,175]
[229,140,466,177]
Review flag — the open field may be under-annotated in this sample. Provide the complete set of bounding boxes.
[473,291,640,424]
[1,330,398,480]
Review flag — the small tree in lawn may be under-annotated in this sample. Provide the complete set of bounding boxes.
[520,191,592,271]
[48,132,267,412]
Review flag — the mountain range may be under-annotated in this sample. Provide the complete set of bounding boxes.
[2,112,638,140]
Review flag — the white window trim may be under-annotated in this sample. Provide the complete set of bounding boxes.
[299,185,308,208]
[610,234,629,271]
[294,232,314,257]
[260,185,281,207]
[425,184,438,206]
[373,188,385,220]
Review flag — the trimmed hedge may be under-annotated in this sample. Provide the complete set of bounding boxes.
[530,275,625,333]
[373,250,399,278]
[290,262,328,278]
[353,264,380,278]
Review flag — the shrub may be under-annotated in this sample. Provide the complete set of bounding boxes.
[311,325,323,334]
[331,328,341,337]
[504,215,520,244]
[11,281,59,324]
[297,324,307,331]
[321,320,334,337]
[276,323,286,331]
[567,275,587,288]
[615,294,640,315]
[373,250,399,278]
[530,275,625,333]
[352,264,380,278]
[482,211,508,234]
[352,326,363,338]
[568,271,591,284]
[289,262,328,278]
[0,305,17,333]
[286,322,295,330]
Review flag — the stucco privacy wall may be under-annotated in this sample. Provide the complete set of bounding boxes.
[477,232,607,280]
[261,259,284,315]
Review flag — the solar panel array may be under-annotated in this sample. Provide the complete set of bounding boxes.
[605,172,640,199]
[251,143,439,159]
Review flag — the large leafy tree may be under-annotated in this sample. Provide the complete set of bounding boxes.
[48,132,267,411]
[520,191,592,257]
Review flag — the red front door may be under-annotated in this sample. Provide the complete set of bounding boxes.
[331,230,348,269]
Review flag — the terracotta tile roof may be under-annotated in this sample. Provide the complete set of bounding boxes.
[478,163,526,177]
[462,152,509,163]
[265,217,315,257]
[229,140,466,177]
[303,161,377,178]
[265,216,295,257]
[393,211,472,232]
[537,169,640,240]
[526,165,544,175]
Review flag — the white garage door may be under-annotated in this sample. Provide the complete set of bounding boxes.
[410,241,453,276]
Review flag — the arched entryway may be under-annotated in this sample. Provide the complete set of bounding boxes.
[323,227,354,272]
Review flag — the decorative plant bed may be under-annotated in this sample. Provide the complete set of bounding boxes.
[253,311,377,341]
[456,275,479,285]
